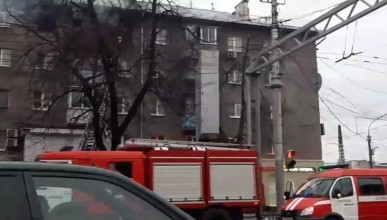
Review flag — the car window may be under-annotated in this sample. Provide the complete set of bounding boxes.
[0,174,31,219]
[32,176,173,220]
[331,177,354,198]
[358,178,385,195]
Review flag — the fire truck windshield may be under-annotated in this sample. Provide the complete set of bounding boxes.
[294,178,335,198]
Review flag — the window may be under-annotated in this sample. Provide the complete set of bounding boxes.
[294,178,334,198]
[0,175,30,219]
[331,177,354,198]
[0,90,9,108]
[229,70,242,84]
[228,37,242,57]
[109,162,133,178]
[200,27,217,45]
[230,103,242,118]
[153,65,163,79]
[0,49,11,67]
[151,100,166,116]
[184,97,195,115]
[32,91,51,111]
[118,59,133,78]
[33,176,173,220]
[69,90,90,109]
[156,29,167,45]
[117,97,130,114]
[35,52,54,70]
[358,178,385,195]
[70,70,103,85]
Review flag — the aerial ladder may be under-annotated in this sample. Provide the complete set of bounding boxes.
[78,88,110,151]
[122,138,255,151]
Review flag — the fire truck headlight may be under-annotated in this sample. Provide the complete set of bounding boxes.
[300,206,314,216]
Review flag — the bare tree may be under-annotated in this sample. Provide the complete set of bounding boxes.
[221,37,251,144]
[6,0,193,151]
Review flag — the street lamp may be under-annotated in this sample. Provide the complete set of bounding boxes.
[367,113,387,168]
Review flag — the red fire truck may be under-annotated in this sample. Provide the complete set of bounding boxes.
[36,139,264,220]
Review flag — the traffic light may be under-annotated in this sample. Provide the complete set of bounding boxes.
[286,150,296,169]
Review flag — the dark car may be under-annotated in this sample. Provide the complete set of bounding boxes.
[0,162,194,220]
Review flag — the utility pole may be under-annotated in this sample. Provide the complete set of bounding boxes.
[246,77,252,145]
[258,0,284,213]
[254,90,263,219]
[338,125,345,164]
[367,135,373,168]
[264,0,285,213]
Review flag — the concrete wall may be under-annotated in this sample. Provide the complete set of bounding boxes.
[24,129,83,161]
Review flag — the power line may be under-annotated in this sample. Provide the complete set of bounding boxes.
[320,58,387,94]
[320,97,366,139]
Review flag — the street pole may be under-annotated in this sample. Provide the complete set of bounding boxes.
[246,77,252,145]
[367,135,373,168]
[338,125,345,164]
[254,88,263,219]
[269,0,285,213]
[367,112,387,168]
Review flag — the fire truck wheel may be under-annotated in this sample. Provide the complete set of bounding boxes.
[202,208,232,220]
[324,215,342,220]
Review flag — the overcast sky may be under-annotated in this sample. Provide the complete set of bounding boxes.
[175,0,387,163]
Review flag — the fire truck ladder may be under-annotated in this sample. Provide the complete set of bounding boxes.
[123,138,255,151]
[79,88,110,151]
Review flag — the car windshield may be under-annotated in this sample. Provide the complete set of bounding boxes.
[294,178,335,198]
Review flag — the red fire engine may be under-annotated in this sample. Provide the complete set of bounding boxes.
[36,139,264,220]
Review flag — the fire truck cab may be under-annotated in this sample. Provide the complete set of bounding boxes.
[281,165,387,220]
[37,139,262,220]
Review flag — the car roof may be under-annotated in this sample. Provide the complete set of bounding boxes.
[311,168,387,179]
[0,161,119,175]
[0,162,194,219]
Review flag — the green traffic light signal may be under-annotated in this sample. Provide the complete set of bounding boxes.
[318,167,325,172]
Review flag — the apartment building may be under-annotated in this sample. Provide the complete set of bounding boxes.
[0,1,322,164]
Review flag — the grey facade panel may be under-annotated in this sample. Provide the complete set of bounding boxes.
[199,50,220,134]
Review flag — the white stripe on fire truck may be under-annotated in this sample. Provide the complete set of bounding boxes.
[285,198,300,210]
[315,200,331,206]
[289,198,304,210]
[358,195,387,202]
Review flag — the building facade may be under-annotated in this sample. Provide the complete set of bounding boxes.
[0,1,322,164]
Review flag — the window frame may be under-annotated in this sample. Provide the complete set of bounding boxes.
[330,176,354,198]
[228,37,242,53]
[200,26,217,45]
[228,70,242,85]
[230,103,242,119]
[23,171,181,220]
[0,48,12,67]
[151,100,166,117]
[0,89,9,109]
[156,29,167,45]
[35,52,54,70]
[117,97,130,115]
[68,88,90,109]
[32,91,51,111]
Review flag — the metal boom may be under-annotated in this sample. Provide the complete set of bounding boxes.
[247,0,387,74]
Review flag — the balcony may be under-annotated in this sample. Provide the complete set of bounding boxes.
[182,115,196,130]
